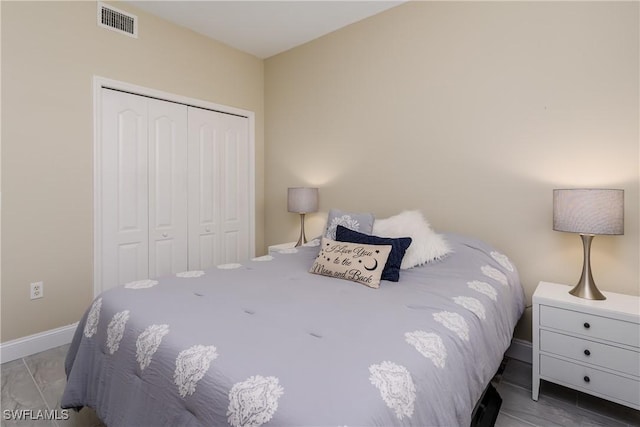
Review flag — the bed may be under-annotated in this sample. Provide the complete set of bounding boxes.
[62,231,525,427]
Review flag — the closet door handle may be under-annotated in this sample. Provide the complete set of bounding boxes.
[584,349,591,356]
[583,322,590,329]
[583,376,590,383]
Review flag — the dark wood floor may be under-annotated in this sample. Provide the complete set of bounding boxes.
[2,345,638,426]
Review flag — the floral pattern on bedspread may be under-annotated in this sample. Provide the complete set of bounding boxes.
[176,270,205,278]
[124,279,158,289]
[468,280,498,301]
[481,264,509,286]
[433,311,470,341]
[453,296,486,320]
[404,331,447,369]
[136,324,170,371]
[369,361,416,420]
[490,251,514,272]
[227,375,284,427]
[106,310,129,355]
[83,298,102,338]
[174,345,218,398]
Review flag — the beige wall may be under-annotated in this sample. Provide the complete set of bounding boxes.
[1,1,264,342]
[265,2,639,340]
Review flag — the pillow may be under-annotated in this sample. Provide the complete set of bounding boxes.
[372,210,452,269]
[309,237,392,289]
[335,225,411,282]
[324,209,374,240]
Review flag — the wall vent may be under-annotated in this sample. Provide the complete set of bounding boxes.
[97,2,138,38]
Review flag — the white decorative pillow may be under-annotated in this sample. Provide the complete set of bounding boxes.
[309,238,392,289]
[372,210,452,269]
[324,209,375,240]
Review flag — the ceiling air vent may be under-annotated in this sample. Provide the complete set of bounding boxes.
[98,2,138,38]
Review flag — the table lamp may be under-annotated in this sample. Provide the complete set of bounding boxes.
[553,189,624,300]
[288,187,319,247]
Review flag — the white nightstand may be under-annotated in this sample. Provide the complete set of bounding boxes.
[268,242,296,254]
[532,281,640,410]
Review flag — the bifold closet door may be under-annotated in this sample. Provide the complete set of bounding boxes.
[101,89,149,291]
[188,107,250,270]
[147,98,188,279]
[101,89,188,291]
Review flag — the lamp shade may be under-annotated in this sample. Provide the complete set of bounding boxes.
[287,187,319,214]
[553,189,624,235]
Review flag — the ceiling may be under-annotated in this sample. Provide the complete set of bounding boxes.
[126,1,405,59]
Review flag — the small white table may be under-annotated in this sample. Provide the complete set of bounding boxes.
[532,281,640,410]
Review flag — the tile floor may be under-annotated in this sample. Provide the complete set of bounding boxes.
[494,358,639,427]
[1,345,638,426]
[1,345,103,427]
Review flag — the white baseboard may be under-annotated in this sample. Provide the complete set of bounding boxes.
[0,323,78,363]
[506,338,532,364]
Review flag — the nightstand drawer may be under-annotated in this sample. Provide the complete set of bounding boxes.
[540,330,640,377]
[540,354,640,407]
[540,305,640,348]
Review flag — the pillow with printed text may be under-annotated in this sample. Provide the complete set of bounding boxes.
[309,237,392,289]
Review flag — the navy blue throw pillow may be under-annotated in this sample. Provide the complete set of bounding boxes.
[335,225,412,282]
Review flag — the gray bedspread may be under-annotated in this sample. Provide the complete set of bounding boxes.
[62,233,525,427]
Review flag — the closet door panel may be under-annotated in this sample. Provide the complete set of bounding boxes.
[198,234,216,270]
[220,114,250,262]
[195,133,219,270]
[188,107,222,269]
[118,243,144,285]
[148,99,188,278]
[224,231,239,263]
[199,127,217,226]
[101,89,149,290]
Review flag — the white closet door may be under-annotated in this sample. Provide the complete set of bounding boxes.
[188,107,221,270]
[219,113,250,263]
[148,99,188,278]
[101,89,149,290]
[188,107,250,269]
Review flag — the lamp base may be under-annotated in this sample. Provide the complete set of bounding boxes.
[568,234,606,300]
[295,213,307,247]
[569,281,606,300]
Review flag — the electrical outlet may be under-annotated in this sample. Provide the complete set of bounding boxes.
[30,282,44,300]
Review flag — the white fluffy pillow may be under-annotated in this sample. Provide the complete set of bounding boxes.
[372,210,452,269]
